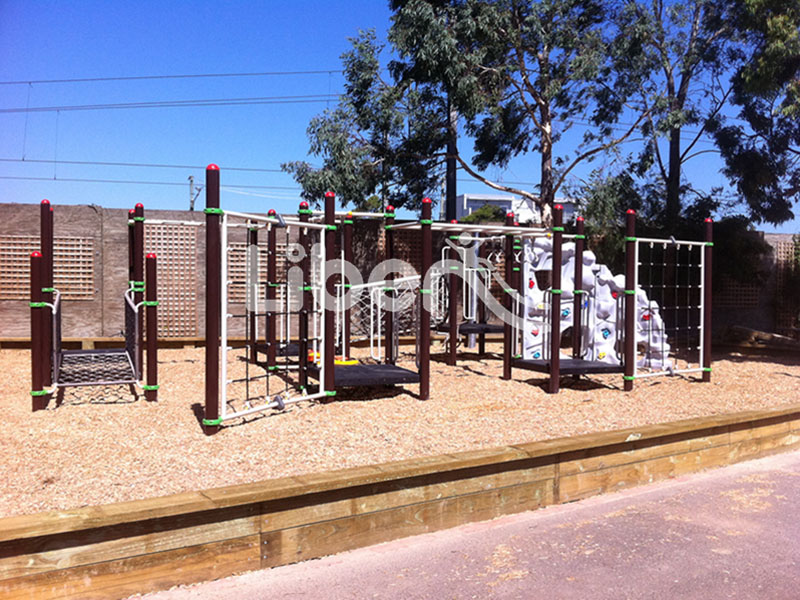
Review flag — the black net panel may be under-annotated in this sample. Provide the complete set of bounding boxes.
[57,350,137,386]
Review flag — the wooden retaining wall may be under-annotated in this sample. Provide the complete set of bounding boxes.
[2,405,799,599]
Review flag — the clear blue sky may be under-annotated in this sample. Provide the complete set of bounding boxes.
[0,0,795,233]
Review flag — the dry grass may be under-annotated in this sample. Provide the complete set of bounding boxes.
[1,344,799,519]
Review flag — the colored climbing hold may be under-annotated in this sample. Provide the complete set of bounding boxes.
[611,291,618,299]
[601,328,610,339]
[561,308,570,318]
[528,278,535,289]
[533,351,541,359]
[598,352,606,359]
[642,313,651,321]
[532,328,539,337]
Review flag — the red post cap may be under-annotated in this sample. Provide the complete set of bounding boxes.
[299,201,309,209]
[129,209,135,215]
[146,252,156,259]
[387,205,395,212]
[268,209,277,216]
[554,204,563,210]
[626,209,636,215]
[347,212,353,218]
[135,203,144,208]
[704,217,713,223]
[31,251,42,257]
[515,221,519,226]
[41,199,50,205]
[576,216,584,221]
[422,197,432,204]
[324,191,335,198]
[506,212,514,218]
[207,164,219,171]
[450,219,458,224]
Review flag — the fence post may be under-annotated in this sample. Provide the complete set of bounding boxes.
[624,209,637,392]
[248,225,258,364]
[419,198,433,400]
[502,212,514,380]
[144,253,158,402]
[703,218,713,382]
[298,202,311,390]
[203,164,221,434]
[548,205,563,394]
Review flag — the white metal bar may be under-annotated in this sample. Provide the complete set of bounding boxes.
[319,227,327,393]
[221,391,329,422]
[635,367,704,379]
[220,212,230,420]
[635,236,707,247]
[135,219,203,226]
[699,245,706,371]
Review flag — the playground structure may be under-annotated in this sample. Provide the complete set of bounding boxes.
[29,201,159,409]
[26,165,712,430]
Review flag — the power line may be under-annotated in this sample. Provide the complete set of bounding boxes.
[0,94,340,114]
[0,157,286,173]
[0,70,342,86]
[0,175,302,190]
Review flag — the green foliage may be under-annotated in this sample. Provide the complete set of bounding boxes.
[460,203,506,223]
[282,30,446,212]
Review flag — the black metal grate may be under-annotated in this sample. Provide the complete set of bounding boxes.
[57,350,137,386]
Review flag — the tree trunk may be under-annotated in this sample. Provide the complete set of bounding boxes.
[665,126,682,233]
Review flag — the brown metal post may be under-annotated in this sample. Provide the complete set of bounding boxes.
[30,251,47,410]
[247,225,258,364]
[204,164,221,434]
[702,218,713,382]
[40,200,53,387]
[323,191,336,394]
[624,209,637,392]
[419,198,433,400]
[343,213,354,360]
[128,209,135,281]
[298,202,311,390]
[145,253,158,401]
[266,210,278,370]
[572,216,585,373]
[548,206,564,394]
[448,219,459,366]
[502,212,514,380]
[133,203,145,379]
[384,205,396,365]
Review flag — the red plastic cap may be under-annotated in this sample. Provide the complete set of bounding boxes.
[515,221,520,226]
[626,209,636,215]
[506,212,514,218]
[324,191,335,198]
[41,199,50,205]
[576,216,584,221]
[450,219,458,224]
[268,209,277,216]
[347,212,353,218]
[299,201,309,209]
[704,217,713,223]
[422,197,432,204]
[135,203,144,208]
[387,205,395,212]
[31,251,42,258]
[554,204,563,211]
[207,164,219,171]
[146,252,156,259]
[129,209,135,215]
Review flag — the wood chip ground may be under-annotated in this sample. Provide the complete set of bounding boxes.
[1,345,798,518]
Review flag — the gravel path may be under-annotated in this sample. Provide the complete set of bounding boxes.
[1,346,798,518]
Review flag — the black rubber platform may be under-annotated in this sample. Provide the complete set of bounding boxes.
[435,322,505,335]
[57,349,137,386]
[308,363,420,387]
[512,358,626,376]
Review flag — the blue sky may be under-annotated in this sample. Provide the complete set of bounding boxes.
[0,1,795,233]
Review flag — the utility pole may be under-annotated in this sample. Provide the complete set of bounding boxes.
[188,175,203,211]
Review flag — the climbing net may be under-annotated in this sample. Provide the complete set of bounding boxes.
[634,237,708,377]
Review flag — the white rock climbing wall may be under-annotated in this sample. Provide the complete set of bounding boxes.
[520,238,671,369]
